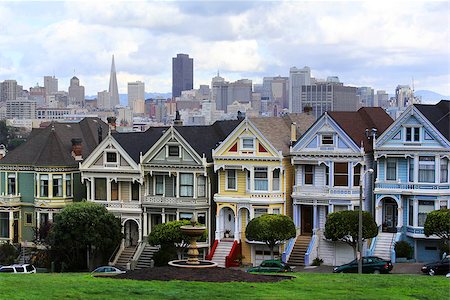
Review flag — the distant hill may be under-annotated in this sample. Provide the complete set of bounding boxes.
[415,90,449,104]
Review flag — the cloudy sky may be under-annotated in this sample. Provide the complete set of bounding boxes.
[0,0,449,96]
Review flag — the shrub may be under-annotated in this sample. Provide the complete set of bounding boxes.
[311,257,324,266]
[0,243,18,265]
[394,241,413,259]
[152,245,177,267]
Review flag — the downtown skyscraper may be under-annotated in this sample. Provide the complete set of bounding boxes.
[172,53,193,98]
[109,55,120,108]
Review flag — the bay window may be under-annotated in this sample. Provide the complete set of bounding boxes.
[65,174,72,197]
[95,178,107,200]
[40,175,49,197]
[155,175,164,195]
[197,176,206,197]
[226,170,237,190]
[353,165,361,186]
[386,159,397,181]
[7,173,16,195]
[418,200,434,227]
[131,182,140,201]
[408,158,414,182]
[272,169,280,191]
[180,173,194,197]
[304,165,314,185]
[52,175,63,197]
[111,181,118,200]
[0,212,9,238]
[441,158,448,183]
[254,168,268,191]
[334,162,348,187]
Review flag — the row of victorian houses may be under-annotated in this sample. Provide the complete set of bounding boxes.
[0,100,448,268]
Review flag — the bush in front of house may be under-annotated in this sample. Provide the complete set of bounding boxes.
[394,241,413,259]
[0,242,18,265]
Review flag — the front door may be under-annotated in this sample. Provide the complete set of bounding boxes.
[13,220,19,243]
[301,206,313,235]
[383,202,398,232]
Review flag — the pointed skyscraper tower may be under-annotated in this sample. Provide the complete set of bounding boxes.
[109,55,120,108]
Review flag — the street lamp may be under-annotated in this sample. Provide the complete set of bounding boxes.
[358,168,374,274]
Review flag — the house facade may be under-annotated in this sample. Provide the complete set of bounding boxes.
[211,114,314,266]
[290,108,393,266]
[0,118,108,245]
[374,100,450,262]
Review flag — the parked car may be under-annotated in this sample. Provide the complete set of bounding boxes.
[0,264,36,274]
[247,260,293,273]
[91,266,126,277]
[333,256,393,274]
[421,256,450,276]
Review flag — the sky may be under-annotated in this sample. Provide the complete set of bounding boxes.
[0,0,449,96]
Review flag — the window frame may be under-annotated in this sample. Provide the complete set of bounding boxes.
[333,162,349,187]
[226,169,237,191]
[40,174,49,197]
[65,174,72,197]
[272,169,280,191]
[197,176,206,197]
[168,145,180,157]
[304,165,314,185]
[179,173,194,197]
[105,151,118,163]
[386,158,397,181]
[321,134,334,146]
[7,173,16,195]
[418,156,435,183]
[52,175,63,197]
[241,137,255,150]
[405,126,420,142]
[254,167,269,191]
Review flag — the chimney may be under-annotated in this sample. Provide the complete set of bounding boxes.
[173,111,183,126]
[290,122,297,145]
[98,126,103,144]
[71,138,83,161]
[303,106,312,114]
[107,116,117,132]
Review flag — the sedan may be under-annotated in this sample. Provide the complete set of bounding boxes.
[333,256,393,274]
[247,260,294,273]
[421,256,450,276]
[91,266,126,277]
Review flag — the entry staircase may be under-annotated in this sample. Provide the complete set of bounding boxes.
[114,246,137,270]
[211,240,234,268]
[373,232,396,260]
[288,235,311,266]
[135,244,159,270]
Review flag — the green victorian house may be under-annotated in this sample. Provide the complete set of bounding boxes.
[0,118,108,245]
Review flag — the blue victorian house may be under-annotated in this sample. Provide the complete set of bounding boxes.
[373,100,450,262]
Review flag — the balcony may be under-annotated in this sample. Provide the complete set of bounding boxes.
[375,182,450,194]
[93,200,141,211]
[292,186,360,198]
[143,195,208,207]
[0,194,21,206]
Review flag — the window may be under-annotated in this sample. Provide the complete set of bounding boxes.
[66,174,72,197]
[304,165,314,185]
[242,137,254,150]
[95,178,107,200]
[52,175,63,197]
[40,174,49,197]
[325,166,330,186]
[155,175,164,195]
[197,176,206,197]
[106,152,117,163]
[0,212,9,238]
[197,212,206,225]
[132,182,140,201]
[333,205,348,212]
[226,170,237,190]
[353,165,361,186]
[334,163,348,187]
[246,170,250,191]
[408,200,414,226]
[386,159,397,181]
[25,213,33,225]
[180,173,194,197]
[254,168,268,191]
[273,169,280,191]
[409,158,414,182]
[418,200,435,227]
[321,134,334,145]
[7,173,16,195]
[168,145,179,157]
[441,158,448,183]
[272,208,280,215]
[405,127,420,142]
[179,212,193,221]
[111,181,118,200]
[254,208,268,218]
[418,157,435,183]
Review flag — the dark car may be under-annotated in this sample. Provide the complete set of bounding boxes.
[333,256,393,274]
[421,256,450,276]
[247,260,293,273]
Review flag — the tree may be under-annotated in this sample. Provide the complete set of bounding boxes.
[49,202,122,271]
[424,209,450,255]
[324,210,378,258]
[148,220,206,260]
[245,214,296,259]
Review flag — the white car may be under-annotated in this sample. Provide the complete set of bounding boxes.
[91,266,126,277]
[0,264,36,274]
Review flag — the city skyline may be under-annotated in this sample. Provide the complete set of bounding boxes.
[0,1,448,96]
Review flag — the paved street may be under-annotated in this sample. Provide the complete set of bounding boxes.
[290,263,424,275]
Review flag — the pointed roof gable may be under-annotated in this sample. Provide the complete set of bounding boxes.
[415,100,450,141]
[0,117,109,167]
[328,107,393,152]
[249,113,315,155]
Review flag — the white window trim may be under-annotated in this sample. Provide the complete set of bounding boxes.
[225,169,237,191]
[104,150,119,166]
[167,145,181,158]
[385,158,398,182]
[320,133,335,146]
[404,126,421,143]
[240,136,255,151]
[303,165,314,185]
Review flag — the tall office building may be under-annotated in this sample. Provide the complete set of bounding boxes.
[357,86,375,107]
[128,81,145,112]
[0,80,21,102]
[68,76,85,107]
[97,90,110,110]
[289,66,312,112]
[6,99,37,119]
[109,55,120,108]
[395,85,419,108]
[44,76,58,96]
[375,90,389,108]
[211,74,229,112]
[172,54,193,98]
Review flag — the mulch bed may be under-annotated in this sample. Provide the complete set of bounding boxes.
[112,266,294,283]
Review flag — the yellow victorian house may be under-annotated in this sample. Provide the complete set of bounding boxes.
[210,114,314,267]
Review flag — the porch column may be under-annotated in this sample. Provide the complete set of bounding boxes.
[293,204,299,228]
[36,211,41,230]
[49,212,53,222]
[175,171,180,198]
[193,173,197,199]
[106,178,111,202]
[138,221,142,243]
[143,212,148,237]
[313,205,318,232]
[9,211,14,241]
[215,212,220,241]
[397,207,403,229]
[234,212,239,241]
[413,199,419,227]
[376,205,383,226]
[90,177,95,201]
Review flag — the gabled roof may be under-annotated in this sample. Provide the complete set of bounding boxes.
[415,100,450,141]
[249,113,315,155]
[0,118,109,167]
[329,107,393,152]
[175,119,242,162]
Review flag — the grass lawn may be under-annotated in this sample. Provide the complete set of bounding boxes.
[0,272,448,300]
